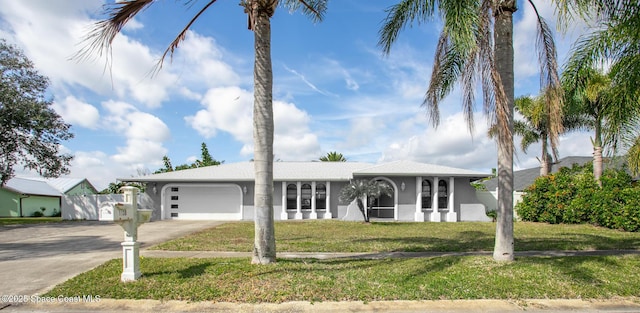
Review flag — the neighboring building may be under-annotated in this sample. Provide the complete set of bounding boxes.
[0,177,98,217]
[122,160,491,222]
[482,156,605,192]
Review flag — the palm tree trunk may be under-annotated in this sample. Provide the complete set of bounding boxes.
[540,133,550,176]
[357,198,369,222]
[493,0,516,262]
[251,4,276,265]
[593,122,603,186]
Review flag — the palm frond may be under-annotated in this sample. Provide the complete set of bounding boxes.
[74,0,154,62]
[282,0,328,22]
[378,0,437,54]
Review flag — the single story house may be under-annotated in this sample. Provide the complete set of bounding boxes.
[0,177,98,217]
[123,160,491,222]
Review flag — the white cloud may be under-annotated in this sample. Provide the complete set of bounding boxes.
[101,100,170,165]
[380,112,497,171]
[186,87,321,160]
[52,96,100,129]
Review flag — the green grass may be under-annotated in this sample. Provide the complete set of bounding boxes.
[152,220,640,252]
[0,217,63,225]
[46,255,640,302]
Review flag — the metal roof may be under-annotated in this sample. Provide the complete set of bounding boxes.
[27,177,96,194]
[4,177,62,197]
[123,160,490,183]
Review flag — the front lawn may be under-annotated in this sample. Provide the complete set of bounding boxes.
[47,255,640,302]
[46,221,640,302]
[151,220,640,252]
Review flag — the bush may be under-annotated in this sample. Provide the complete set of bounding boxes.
[31,211,44,217]
[516,162,640,231]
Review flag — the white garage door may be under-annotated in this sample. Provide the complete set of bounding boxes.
[164,184,242,220]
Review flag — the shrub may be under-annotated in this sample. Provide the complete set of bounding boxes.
[516,162,640,231]
[31,211,44,217]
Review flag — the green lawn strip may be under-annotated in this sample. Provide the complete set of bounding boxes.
[46,255,640,302]
[0,217,63,225]
[150,221,640,252]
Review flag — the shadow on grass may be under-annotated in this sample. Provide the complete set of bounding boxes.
[518,255,622,286]
[144,261,216,279]
[516,233,640,251]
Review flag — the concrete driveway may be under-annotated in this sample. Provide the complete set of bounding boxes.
[0,220,222,296]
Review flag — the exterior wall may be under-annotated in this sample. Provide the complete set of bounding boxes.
[21,196,60,217]
[64,181,98,196]
[476,189,525,220]
[0,188,19,217]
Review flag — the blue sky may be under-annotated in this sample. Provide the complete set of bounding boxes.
[0,1,592,190]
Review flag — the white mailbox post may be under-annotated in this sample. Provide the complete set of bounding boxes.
[99,186,152,282]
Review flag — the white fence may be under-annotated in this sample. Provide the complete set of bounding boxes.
[61,194,154,221]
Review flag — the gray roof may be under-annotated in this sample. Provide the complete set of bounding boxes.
[482,156,594,191]
[3,177,63,197]
[354,160,490,178]
[124,160,491,183]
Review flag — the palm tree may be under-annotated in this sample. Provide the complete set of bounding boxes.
[339,179,393,223]
[556,0,640,182]
[562,67,640,185]
[78,0,328,265]
[319,151,347,162]
[378,0,562,262]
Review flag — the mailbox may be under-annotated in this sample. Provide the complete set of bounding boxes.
[98,186,152,282]
[99,202,133,222]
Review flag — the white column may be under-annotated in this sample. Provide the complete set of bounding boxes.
[324,181,332,219]
[447,177,457,222]
[415,176,424,221]
[121,241,140,281]
[295,181,303,219]
[431,176,441,222]
[280,181,288,220]
[310,181,318,219]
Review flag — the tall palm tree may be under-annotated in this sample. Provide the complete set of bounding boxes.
[556,0,640,181]
[78,0,328,265]
[378,0,562,262]
[562,67,640,185]
[319,151,347,162]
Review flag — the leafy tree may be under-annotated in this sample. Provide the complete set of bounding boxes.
[153,143,222,174]
[339,179,393,223]
[100,181,146,194]
[79,0,328,264]
[378,0,562,261]
[319,151,346,162]
[0,40,74,186]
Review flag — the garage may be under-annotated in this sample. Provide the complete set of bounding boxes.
[162,184,243,220]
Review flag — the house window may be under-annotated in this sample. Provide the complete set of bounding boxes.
[286,184,297,210]
[171,195,179,201]
[438,180,448,209]
[421,179,432,209]
[171,187,179,192]
[316,183,326,210]
[301,184,312,210]
[171,204,179,209]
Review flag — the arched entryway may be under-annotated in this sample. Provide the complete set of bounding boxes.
[368,177,398,220]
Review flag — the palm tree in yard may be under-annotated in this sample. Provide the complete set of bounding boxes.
[378,0,562,261]
[562,67,640,185]
[556,0,640,182]
[340,179,393,223]
[319,151,347,162]
[79,0,328,265]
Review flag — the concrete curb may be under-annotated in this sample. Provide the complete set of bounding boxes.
[5,298,640,313]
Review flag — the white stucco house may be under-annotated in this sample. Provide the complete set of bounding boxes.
[122,160,491,222]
